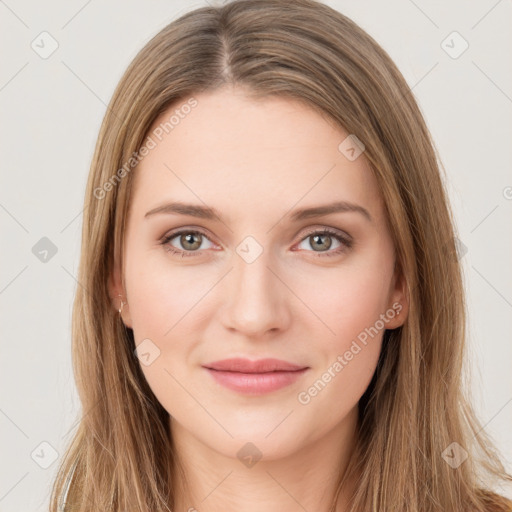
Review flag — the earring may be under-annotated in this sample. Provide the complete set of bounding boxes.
[117,294,127,315]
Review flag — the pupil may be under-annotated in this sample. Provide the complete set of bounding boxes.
[183,233,200,250]
[312,234,331,251]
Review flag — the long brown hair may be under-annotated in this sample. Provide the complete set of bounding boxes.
[49,0,512,510]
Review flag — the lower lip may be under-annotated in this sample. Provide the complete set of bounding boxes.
[204,368,308,394]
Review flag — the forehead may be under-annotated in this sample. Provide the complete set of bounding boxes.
[131,87,383,223]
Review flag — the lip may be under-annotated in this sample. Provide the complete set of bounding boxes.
[204,357,307,373]
[202,358,309,394]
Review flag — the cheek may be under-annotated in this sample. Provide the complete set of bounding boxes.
[292,260,392,399]
[125,249,211,337]
[124,252,205,415]
[294,270,388,412]
[297,262,392,346]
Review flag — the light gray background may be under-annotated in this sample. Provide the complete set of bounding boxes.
[1,0,511,510]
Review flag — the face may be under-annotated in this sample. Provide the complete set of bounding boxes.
[110,86,408,461]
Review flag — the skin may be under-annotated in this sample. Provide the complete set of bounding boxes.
[110,85,409,512]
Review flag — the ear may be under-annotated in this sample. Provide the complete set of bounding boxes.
[384,265,409,330]
[108,256,133,329]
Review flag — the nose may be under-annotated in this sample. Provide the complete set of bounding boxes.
[220,247,292,338]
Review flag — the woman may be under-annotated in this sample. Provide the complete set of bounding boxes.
[50,0,512,510]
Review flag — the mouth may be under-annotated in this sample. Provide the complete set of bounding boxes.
[202,358,309,394]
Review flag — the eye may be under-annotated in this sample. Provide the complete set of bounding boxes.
[161,229,215,257]
[160,227,353,259]
[295,228,352,257]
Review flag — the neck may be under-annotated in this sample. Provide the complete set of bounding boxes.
[169,407,360,512]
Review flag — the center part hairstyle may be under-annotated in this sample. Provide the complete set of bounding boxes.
[50,1,512,511]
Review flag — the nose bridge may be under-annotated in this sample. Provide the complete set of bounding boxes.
[221,240,289,335]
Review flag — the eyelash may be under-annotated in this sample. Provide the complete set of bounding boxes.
[160,227,352,259]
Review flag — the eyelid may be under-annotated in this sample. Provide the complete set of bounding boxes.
[161,224,351,242]
[293,226,353,256]
[298,225,352,242]
[161,225,352,256]
[161,227,219,249]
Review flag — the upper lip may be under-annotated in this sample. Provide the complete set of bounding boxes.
[203,358,308,373]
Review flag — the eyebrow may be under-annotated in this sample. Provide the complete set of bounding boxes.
[144,200,372,223]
